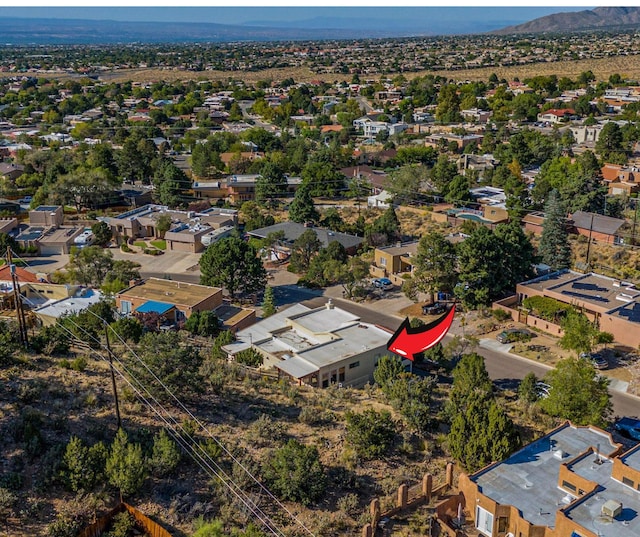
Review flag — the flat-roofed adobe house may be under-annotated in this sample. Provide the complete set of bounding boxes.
[450,421,640,537]
[116,278,223,323]
[222,300,396,388]
[514,269,640,349]
[369,241,418,284]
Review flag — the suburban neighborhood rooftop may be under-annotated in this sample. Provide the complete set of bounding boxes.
[472,423,619,529]
[119,278,221,307]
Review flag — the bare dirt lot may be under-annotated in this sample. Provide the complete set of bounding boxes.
[43,54,640,85]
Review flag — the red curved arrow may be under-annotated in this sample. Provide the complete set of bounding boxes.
[386,304,456,360]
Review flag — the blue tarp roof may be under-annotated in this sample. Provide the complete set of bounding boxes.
[135,300,175,315]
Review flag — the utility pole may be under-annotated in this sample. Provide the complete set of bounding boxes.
[7,247,28,347]
[585,212,595,269]
[632,198,640,246]
[104,323,121,428]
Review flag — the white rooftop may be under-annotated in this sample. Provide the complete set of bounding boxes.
[34,288,103,318]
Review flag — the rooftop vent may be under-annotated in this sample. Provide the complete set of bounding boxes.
[325,298,334,310]
[601,500,622,519]
[553,449,565,460]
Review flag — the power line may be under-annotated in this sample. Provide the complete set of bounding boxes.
[85,309,315,537]
[49,314,289,537]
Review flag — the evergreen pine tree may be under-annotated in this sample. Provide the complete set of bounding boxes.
[538,189,571,270]
[288,184,320,223]
[261,286,276,317]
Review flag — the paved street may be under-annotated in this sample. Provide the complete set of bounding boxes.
[22,251,640,418]
[300,295,640,419]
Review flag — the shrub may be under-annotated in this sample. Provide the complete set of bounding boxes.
[70,356,88,372]
[345,409,395,460]
[492,308,512,322]
[149,430,181,477]
[105,511,135,537]
[262,439,327,505]
[337,492,360,517]
[235,348,263,367]
[247,414,285,447]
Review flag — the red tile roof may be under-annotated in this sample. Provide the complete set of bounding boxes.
[0,265,39,283]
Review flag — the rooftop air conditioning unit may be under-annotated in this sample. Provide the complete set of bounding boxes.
[601,500,622,519]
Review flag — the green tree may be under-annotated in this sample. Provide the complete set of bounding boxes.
[444,175,472,205]
[448,394,520,472]
[63,436,106,492]
[448,352,493,416]
[149,429,181,477]
[109,317,143,343]
[235,347,263,367]
[152,160,191,208]
[518,372,539,404]
[255,160,287,206]
[435,84,462,123]
[301,161,345,197]
[413,231,458,304]
[105,428,147,500]
[595,122,625,161]
[102,259,141,293]
[91,221,112,247]
[540,357,612,427]
[134,331,204,401]
[371,205,401,245]
[373,355,406,397]
[455,226,507,308]
[200,236,267,298]
[345,409,395,460]
[67,246,113,286]
[262,439,326,505]
[184,310,220,337]
[559,310,598,355]
[288,184,320,224]
[155,213,172,238]
[261,286,276,317]
[538,189,571,270]
[385,164,429,204]
[288,229,322,274]
[493,220,536,290]
[430,154,458,192]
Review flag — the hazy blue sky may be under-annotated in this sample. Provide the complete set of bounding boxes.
[0,6,587,28]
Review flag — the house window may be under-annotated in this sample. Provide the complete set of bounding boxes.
[349,361,360,369]
[497,517,508,533]
[562,480,577,492]
[623,476,635,488]
[475,506,493,536]
[339,367,345,383]
[380,257,387,267]
[121,300,132,315]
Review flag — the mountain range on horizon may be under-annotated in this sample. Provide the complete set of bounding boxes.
[493,6,640,34]
[0,7,639,45]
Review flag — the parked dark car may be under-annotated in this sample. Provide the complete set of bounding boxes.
[580,352,608,370]
[496,328,532,344]
[422,302,446,315]
[373,278,393,290]
[614,417,640,441]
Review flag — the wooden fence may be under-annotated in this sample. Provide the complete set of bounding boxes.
[78,502,172,537]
